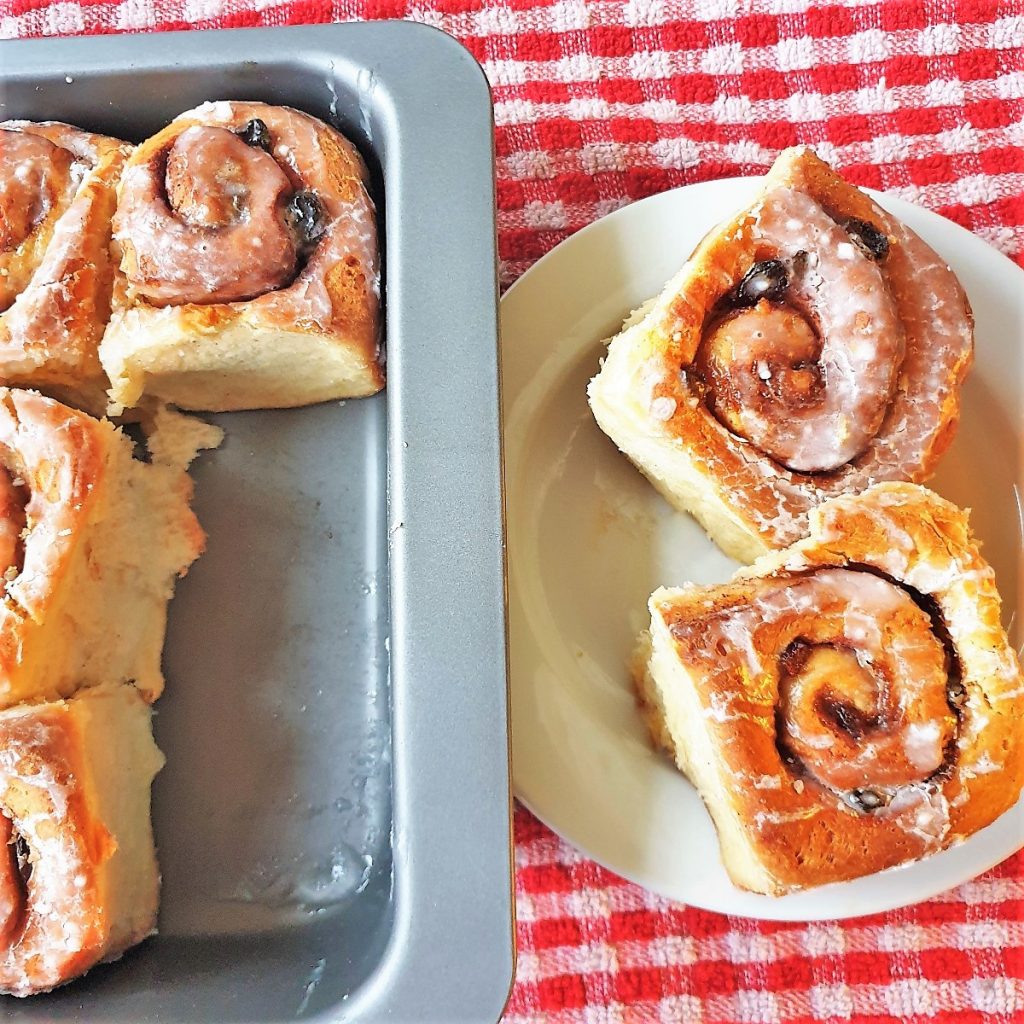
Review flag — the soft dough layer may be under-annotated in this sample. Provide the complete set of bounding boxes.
[636,483,1023,895]
[0,122,130,415]
[0,388,208,708]
[101,100,383,413]
[589,147,973,563]
[0,684,164,997]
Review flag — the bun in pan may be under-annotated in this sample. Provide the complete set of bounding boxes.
[589,147,973,563]
[0,388,209,708]
[0,122,129,415]
[636,483,1023,895]
[101,101,383,413]
[0,684,163,996]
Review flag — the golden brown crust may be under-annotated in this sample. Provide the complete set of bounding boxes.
[0,122,130,415]
[102,101,383,413]
[0,388,207,707]
[0,686,163,996]
[0,702,108,987]
[589,147,973,560]
[639,483,1023,895]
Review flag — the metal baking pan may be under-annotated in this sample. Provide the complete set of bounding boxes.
[0,22,513,1023]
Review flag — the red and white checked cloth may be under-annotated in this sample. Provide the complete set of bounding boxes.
[2,2,1022,1021]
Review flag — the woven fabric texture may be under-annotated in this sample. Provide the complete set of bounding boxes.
[2,2,1022,1021]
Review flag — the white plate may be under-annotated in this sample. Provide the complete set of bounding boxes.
[502,176,1024,922]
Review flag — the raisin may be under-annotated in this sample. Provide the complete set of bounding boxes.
[237,118,271,152]
[844,218,890,261]
[731,259,789,307]
[13,831,31,889]
[849,788,887,812]
[286,191,326,247]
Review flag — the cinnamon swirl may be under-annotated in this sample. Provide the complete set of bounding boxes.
[0,684,163,996]
[589,147,973,563]
[0,122,129,415]
[0,388,211,708]
[100,101,382,413]
[636,483,1023,895]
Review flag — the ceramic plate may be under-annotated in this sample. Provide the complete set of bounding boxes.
[502,176,1024,921]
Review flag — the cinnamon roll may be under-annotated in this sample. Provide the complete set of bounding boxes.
[589,147,973,563]
[0,388,211,708]
[0,122,129,415]
[0,684,163,996]
[636,483,1023,895]
[100,101,383,413]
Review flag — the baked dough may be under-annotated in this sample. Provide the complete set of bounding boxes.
[0,388,211,708]
[0,684,164,996]
[636,482,1023,895]
[589,147,973,563]
[101,101,383,413]
[0,122,129,415]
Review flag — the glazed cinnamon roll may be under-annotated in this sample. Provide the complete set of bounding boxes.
[0,684,164,996]
[0,122,129,415]
[0,388,213,708]
[589,147,973,563]
[100,101,383,413]
[636,483,1023,895]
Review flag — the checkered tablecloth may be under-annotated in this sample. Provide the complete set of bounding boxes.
[3,2,1022,1021]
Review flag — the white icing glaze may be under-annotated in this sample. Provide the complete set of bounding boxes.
[655,152,974,549]
[668,564,962,848]
[0,712,98,992]
[115,126,296,305]
[0,120,126,387]
[735,186,904,472]
[0,391,99,622]
[902,721,944,773]
[887,784,951,850]
[963,752,1002,776]
[650,396,677,420]
[0,129,79,312]
[115,102,379,334]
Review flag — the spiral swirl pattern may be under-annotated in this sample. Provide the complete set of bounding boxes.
[589,147,974,562]
[102,101,382,414]
[0,131,75,310]
[0,121,128,413]
[639,483,1023,894]
[687,567,957,819]
[118,125,298,305]
[114,101,378,316]
[694,186,906,473]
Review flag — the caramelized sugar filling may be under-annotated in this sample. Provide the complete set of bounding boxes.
[773,568,961,813]
[0,813,30,945]
[687,204,899,476]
